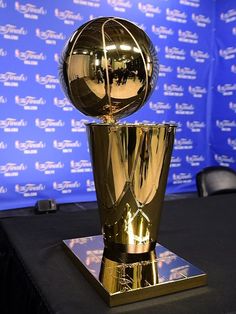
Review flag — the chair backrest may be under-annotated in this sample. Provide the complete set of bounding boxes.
[196,166,236,197]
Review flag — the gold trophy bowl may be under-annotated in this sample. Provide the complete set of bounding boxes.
[60,17,207,307]
[87,123,175,254]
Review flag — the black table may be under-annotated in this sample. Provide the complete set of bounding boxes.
[1,194,236,314]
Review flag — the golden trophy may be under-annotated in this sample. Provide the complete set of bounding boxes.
[60,17,207,306]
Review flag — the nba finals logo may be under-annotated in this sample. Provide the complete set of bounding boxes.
[35,161,64,175]
[35,28,65,45]
[0,118,27,132]
[0,162,27,177]
[15,95,46,110]
[190,50,209,63]
[107,0,132,13]
[138,2,161,17]
[15,140,46,154]
[70,160,92,173]
[173,173,192,184]
[174,138,193,150]
[53,97,73,111]
[0,71,27,87]
[54,8,83,25]
[0,23,27,40]
[15,49,46,65]
[15,183,45,197]
[53,140,81,153]
[53,181,80,194]
[15,2,47,19]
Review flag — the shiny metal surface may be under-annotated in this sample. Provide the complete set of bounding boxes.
[100,249,158,294]
[59,17,158,123]
[63,235,207,307]
[60,17,207,307]
[87,123,176,253]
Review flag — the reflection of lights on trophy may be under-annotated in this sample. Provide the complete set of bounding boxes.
[60,17,206,306]
[59,16,175,252]
[59,17,159,123]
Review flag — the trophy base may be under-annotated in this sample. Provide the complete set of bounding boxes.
[63,235,207,307]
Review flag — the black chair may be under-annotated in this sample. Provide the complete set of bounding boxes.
[196,166,236,197]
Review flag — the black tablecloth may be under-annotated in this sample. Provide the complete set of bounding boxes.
[1,194,236,314]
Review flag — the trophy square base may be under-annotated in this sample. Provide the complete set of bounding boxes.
[63,235,207,307]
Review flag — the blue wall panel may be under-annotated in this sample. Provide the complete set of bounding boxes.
[0,0,235,210]
[210,1,236,169]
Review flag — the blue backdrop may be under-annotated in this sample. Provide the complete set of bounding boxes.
[0,0,235,210]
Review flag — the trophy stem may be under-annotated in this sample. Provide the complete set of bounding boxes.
[87,123,176,254]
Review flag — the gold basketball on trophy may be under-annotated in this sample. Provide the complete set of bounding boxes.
[59,17,159,123]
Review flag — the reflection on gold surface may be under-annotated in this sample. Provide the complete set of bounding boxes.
[63,235,208,307]
[59,17,159,122]
[87,123,176,253]
[99,249,158,293]
[60,16,208,307]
